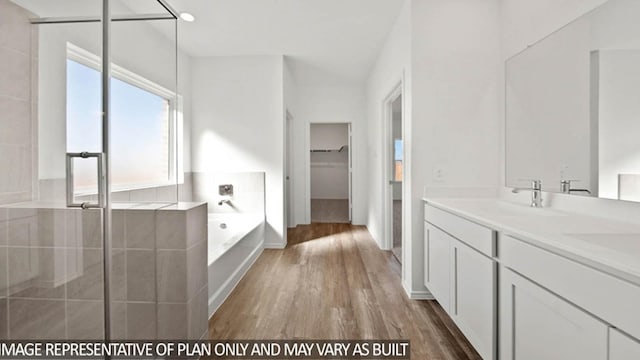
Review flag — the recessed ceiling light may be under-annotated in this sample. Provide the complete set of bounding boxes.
[179,12,195,22]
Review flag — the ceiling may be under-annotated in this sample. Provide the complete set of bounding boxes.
[16,0,406,86]
[167,0,406,86]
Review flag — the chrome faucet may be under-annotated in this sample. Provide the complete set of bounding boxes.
[218,199,231,206]
[560,180,591,195]
[512,180,543,207]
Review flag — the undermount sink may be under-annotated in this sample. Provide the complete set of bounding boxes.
[564,233,640,253]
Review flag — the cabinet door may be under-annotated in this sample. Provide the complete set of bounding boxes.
[610,328,640,360]
[424,222,451,313]
[500,269,608,360]
[452,240,496,360]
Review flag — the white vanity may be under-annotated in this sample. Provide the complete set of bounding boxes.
[423,198,640,360]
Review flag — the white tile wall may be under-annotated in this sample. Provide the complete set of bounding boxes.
[0,0,37,206]
[157,250,187,303]
[157,303,188,339]
[126,249,156,302]
[0,203,208,340]
[66,300,104,339]
[193,171,265,215]
[0,1,208,339]
[156,210,187,249]
[9,299,65,340]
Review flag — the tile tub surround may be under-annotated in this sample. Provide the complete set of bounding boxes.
[0,201,208,341]
[192,172,265,215]
[114,202,209,340]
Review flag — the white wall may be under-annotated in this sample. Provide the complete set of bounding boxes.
[365,0,411,256]
[597,50,640,200]
[291,84,367,225]
[367,0,502,297]
[500,0,609,60]
[283,57,297,228]
[310,161,349,199]
[409,0,502,296]
[191,55,285,248]
[310,124,348,150]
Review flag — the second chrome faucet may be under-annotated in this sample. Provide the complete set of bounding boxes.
[560,179,591,195]
[512,180,543,207]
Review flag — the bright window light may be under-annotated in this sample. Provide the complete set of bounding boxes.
[65,42,183,194]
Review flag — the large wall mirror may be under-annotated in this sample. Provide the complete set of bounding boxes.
[506,0,640,202]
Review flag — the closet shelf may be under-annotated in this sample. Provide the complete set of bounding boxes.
[310,162,349,168]
[310,145,348,153]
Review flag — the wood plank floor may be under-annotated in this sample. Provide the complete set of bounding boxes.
[208,223,481,360]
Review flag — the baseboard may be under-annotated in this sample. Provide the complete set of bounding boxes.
[264,242,286,249]
[208,242,264,318]
[408,290,435,300]
[403,281,434,300]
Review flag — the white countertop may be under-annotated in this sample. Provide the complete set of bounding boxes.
[423,197,640,286]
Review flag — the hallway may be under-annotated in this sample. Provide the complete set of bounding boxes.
[208,223,481,359]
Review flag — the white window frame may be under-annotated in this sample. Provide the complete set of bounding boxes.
[66,42,184,194]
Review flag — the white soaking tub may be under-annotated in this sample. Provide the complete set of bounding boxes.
[207,213,264,316]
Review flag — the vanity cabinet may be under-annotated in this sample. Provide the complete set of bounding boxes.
[500,234,640,360]
[610,329,640,360]
[499,268,608,360]
[423,199,640,360]
[424,204,496,360]
[452,238,495,360]
[423,223,451,311]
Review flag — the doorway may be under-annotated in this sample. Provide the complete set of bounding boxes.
[385,90,403,263]
[285,111,295,229]
[309,123,352,223]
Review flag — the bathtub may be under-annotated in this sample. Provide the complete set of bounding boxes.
[207,213,264,317]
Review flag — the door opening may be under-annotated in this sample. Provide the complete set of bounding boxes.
[285,111,295,228]
[309,123,352,223]
[383,85,403,263]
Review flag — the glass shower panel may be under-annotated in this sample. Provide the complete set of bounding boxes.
[2,0,180,343]
[109,0,179,341]
[112,0,168,17]
[110,0,179,205]
[0,0,106,340]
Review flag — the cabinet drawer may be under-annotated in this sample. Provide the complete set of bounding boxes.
[424,204,495,257]
[502,235,640,340]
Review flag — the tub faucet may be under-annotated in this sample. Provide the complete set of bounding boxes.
[218,199,231,206]
[512,180,543,207]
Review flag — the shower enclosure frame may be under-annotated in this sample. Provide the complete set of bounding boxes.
[28,0,180,341]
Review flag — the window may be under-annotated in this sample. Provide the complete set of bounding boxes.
[394,139,403,182]
[66,43,180,192]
